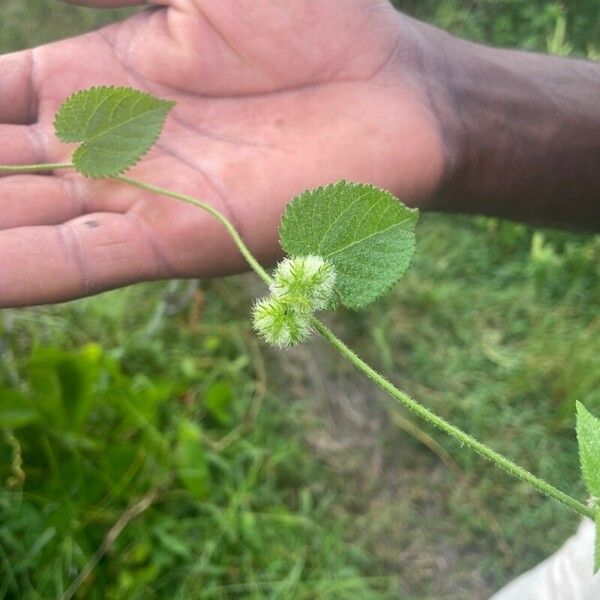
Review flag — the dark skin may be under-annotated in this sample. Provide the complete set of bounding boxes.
[0,0,598,308]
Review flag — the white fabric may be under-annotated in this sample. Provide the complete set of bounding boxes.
[491,519,600,600]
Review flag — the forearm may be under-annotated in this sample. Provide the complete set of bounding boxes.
[419,22,600,229]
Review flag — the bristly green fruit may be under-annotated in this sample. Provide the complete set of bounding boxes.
[252,296,312,348]
[252,256,337,348]
[270,255,337,312]
[54,86,175,178]
[279,181,418,310]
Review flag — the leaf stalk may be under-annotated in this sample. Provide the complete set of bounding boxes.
[115,176,273,287]
[0,162,74,174]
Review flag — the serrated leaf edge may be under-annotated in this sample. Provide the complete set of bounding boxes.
[54,85,175,178]
[71,121,166,179]
[576,401,600,497]
[279,180,419,310]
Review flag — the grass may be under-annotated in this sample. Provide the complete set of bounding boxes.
[1,1,599,598]
[1,281,394,599]
[0,0,134,53]
[337,216,599,589]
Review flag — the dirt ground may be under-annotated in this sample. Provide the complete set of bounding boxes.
[277,334,499,599]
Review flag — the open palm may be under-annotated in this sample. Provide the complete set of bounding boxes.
[0,0,444,307]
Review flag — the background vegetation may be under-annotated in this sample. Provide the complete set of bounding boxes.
[1,1,599,598]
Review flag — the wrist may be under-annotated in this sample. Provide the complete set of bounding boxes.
[417,26,600,227]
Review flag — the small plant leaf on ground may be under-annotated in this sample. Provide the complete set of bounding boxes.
[576,402,600,570]
[54,86,175,178]
[279,181,418,309]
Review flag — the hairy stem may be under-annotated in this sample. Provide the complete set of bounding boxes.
[1,162,590,519]
[312,318,594,519]
[0,162,74,174]
[115,176,273,286]
[125,173,592,519]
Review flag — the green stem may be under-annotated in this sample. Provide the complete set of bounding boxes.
[115,176,273,287]
[4,161,589,518]
[0,162,74,174]
[311,317,594,519]
[119,172,593,520]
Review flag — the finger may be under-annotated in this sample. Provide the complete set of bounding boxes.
[0,50,35,124]
[0,212,169,308]
[0,175,132,230]
[0,176,83,230]
[0,125,46,171]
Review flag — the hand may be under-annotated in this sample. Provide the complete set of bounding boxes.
[0,0,446,307]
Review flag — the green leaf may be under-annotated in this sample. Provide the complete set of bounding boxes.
[279,181,418,309]
[175,420,211,499]
[153,526,192,560]
[576,402,600,500]
[26,344,103,432]
[0,389,38,428]
[54,86,175,178]
[204,381,234,426]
